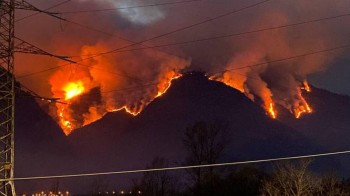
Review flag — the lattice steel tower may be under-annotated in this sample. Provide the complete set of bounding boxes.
[0,0,16,194]
[0,1,72,194]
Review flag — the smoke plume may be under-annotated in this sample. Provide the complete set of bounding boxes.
[15,0,350,134]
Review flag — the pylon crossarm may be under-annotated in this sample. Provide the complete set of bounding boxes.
[14,37,76,63]
[14,0,65,21]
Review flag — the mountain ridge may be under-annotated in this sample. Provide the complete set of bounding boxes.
[13,72,350,193]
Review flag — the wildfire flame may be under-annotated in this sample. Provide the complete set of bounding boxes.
[211,72,313,120]
[301,80,311,92]
[50,69,182,135]
[268,102,277,119]
[63,81,85,100]
[294,87,312,118]
[109,106,140,116]
[156,71,182,98]
[56,81,87,135]
[210,72,245,93]
[59,108,73,132]
[50,61,313,136]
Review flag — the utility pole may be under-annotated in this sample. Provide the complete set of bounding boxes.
[0,1,72,194]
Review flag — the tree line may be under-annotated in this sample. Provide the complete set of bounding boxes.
[92,121,350,196]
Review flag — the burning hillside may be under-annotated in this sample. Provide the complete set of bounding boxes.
[50,68,183,135]
[49,45,188,135]
[14,0,349,135]
[210,74,312,119]
[49,61,314,136]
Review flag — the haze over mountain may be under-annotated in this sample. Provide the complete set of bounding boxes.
[14,72,350,194]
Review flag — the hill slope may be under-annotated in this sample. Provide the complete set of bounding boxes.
[14,73,349,194]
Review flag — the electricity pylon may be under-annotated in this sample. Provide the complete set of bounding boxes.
[0,0,16,194]
[0,1,72,195]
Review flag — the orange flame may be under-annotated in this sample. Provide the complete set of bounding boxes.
[59,108,73,134]
[210,72,245,93]
[268,102,277,119]
[213,72,278,119]
[301,80,311,92]
[156,71,182,98]
[63,81,85,100]
[57,81,87,135]
[58,108,73,135]
[294,88,312,118]
[109,106,140,116]
[108,71,182,115]
[50,69,182,135]
[211,74,314,120]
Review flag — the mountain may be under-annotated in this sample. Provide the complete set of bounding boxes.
[280,87,350,150]
[279,86,350,174]
[13,72,350,194]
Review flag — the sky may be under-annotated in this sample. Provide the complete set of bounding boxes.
[12,0,350,134]
[310,56,350,96]
[14,0,350,97]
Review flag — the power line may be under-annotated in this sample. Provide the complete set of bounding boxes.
[60,43,350,97]
[60,0,205,14]
[16,10,349,79]
[3,149,350,182]
[81,0,271,58]
[18,42,350,99]
[17,0,270,79]
[15,2,192,82]
[207,43,350,75]
[59,16,192,61]
[16,1,349,91]
[16,84,66,104]
[15,0,72,22]
[14,36,75,63]
[50,18,191,82]
[16,64,66,79]
[20,0,267,77]
[15,54,143,82]
[107,13,350,53]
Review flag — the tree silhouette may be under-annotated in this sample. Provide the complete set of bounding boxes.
[261,159,317,196]
[182,121,229,195]
[135,157,180,196]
